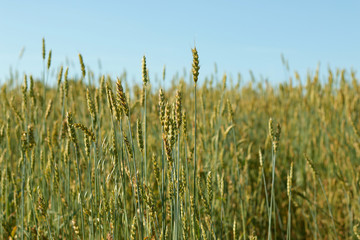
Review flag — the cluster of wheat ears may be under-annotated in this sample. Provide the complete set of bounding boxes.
[0,39,360,239]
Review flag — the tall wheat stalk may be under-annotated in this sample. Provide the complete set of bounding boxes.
[191,47,200,239]
[267,119,280,240]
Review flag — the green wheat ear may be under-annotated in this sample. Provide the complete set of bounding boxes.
[152,153,160,184]
[106,83,122,121]
[57,66,64,88]
[304,153,318,177]
[66,111,78,146]
[182,112,187,139]
[86,88,97,123]
[269,118,275,141]
[47,50,52,70]
[137,118,144,152]
[42,38,46,60]
[175,89,182,129]
[116,78,129,116]
[37,187,47,219]
[258,149,263,167]
[192,47,200,84]
[130,215,137,240]
[22,74,28,107]
[45,99,53,120]
[27,125,35,150]
[142,55,148,85]
[162,65,166,81]
[64,67,69,97]
[78,53,86,78]
[73,123,95,141]
[207,171,213,204]
[158,89,165,127]
[287,161,293,196]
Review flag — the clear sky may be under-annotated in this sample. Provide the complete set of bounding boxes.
[1,1,360,86]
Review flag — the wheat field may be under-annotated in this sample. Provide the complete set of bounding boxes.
[0,39,360,239]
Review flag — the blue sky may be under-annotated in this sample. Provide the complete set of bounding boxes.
[1,1,360,86]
